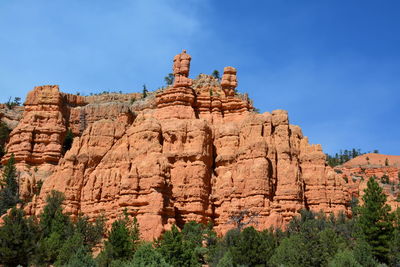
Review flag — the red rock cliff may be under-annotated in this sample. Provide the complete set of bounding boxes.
[5,51,351,239]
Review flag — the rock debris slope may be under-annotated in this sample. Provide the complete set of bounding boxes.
[4,51,350,239]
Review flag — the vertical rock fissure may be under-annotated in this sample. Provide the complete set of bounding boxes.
[303,180,309,210]
[267,158,276,201]
[193,89,200,119]
[79,108,87,134]
[273,149,279,202]
[30,130,36,158]
[209,142,218,225]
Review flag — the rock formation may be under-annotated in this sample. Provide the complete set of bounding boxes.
[335,153,400,210]
[0,104,24,130]
[4,50,351,240]
[2,85,84,165]
[173,49,193,88]
[221,66,238,97]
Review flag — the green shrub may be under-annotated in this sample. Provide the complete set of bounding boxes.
[0,122,10,162]
[97,212,140,266]
[62,129,74,154]
[328,250,362,267]
[65,246,96,267]
[229,227,276,266]
[157,224,201,267]
[381,174,390,184]
[0,208,39,266]
[269,234,308,267]
[0,154,19,215]
[122,242,171,267]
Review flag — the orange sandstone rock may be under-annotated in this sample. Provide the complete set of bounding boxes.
[3,85,69,165]
[10,51,351,239]
[335,153,400,211]
[173,49,193,88]
[221,66,238,97]
[0,104,24,129]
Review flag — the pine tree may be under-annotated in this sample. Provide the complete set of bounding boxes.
[0,122,10,162]
[388,208,400,266]
[74,213,105,248]
[357,177,393,263]
[156,221,216,267]
[164,73,174,86]
[55,232,87,266]
[229,227,277,266]
[55,231,97,267]
[0,207,39,266]
[328,250,362,267]
[33,190,73,265]
[157,225,198,267]
[142,84,148,98]
[212,70,220,80]
[353,239,378,267]
[129,242,171,267]
[97,212,140,265]
[0,154,19,215]
[64,246,96,267]
[39,190,71,238]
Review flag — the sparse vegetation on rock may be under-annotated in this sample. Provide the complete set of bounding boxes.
[164,73,174,85]
[62,129,74,154]
[211,70,220,80]
[5,97,21,109]
[142,84,148,98]
[326,148,364,167]
[0,122,10,163]
[0,154,19,215]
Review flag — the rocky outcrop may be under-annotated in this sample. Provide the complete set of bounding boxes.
[68,102,134,135]
[8,50,351,239]
[84,93,141,105]
[221,66,238,97]
[337,153,400,181]
[2,86,139,201]
[3,85,75,165]
[0,104,24,130]
[335,153,400,210]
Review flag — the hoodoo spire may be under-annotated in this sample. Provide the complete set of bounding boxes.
[173,49,192,88]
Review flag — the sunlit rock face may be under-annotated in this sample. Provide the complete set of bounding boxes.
[335,153,400,212]
[6,51,350,240]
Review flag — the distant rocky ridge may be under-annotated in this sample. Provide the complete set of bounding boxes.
[1,50,350,240]
[335,153,400,210]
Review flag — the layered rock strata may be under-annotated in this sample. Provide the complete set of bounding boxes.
[2,86,139,201]
[5,51,350,239]
[335,153,400,210]
[2,85,84,165]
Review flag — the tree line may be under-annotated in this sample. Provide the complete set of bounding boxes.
[1,156,400,266]
[326,148,380,167]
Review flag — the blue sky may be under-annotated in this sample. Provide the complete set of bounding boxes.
[0,0,399,155]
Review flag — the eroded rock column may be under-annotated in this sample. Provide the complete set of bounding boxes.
[155,50,196,120]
